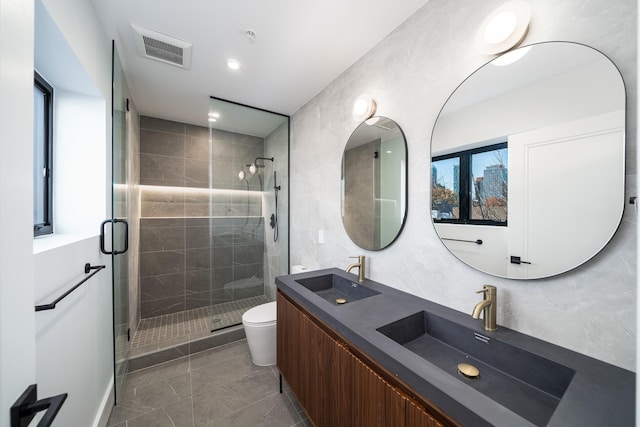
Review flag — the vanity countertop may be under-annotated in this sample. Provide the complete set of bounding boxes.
[276,268,635,427]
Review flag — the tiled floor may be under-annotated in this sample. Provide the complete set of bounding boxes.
[107,339,311,427]
[131,296,270,358]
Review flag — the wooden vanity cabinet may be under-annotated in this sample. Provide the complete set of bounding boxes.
[277,291,449,427]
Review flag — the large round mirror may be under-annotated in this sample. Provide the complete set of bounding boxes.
[430,42,625,279]
[342,117,407,250]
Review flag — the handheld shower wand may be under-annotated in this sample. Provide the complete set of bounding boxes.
[271,170,281,242]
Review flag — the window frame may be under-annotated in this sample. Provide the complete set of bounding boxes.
[432,141,508,226]
[34,71,54,236]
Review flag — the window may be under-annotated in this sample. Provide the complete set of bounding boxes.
[432,142,507,225]
[34,71,53,236]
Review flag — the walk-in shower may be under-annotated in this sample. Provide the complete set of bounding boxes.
[129,97,289,368]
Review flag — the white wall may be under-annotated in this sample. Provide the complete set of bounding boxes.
[53,90,107,235]
[290,0,637,371]
[0,0,37,424]
[34,238,112,427]
[33,0,114,426]
[40,0,111,99]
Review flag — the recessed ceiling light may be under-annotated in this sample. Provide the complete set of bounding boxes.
[227,59,241,70]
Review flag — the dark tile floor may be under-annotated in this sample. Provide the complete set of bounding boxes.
[130,296,270,358]
[107,339,311,427]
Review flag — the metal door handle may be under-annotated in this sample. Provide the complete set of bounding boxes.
[113,218,128,255]
[11,384,67,427]
[100,218,129,255]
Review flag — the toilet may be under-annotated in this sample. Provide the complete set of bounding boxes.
[242,301,277,366]
[242,266,308,366]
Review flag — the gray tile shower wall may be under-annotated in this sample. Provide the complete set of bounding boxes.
[139,218,266,317]
[140,115,264,191]
[139,116,267,318]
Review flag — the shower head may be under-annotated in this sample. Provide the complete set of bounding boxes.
[247,157,274,175]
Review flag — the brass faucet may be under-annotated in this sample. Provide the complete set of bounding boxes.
[346,255,365,282]
[471,285,497,331]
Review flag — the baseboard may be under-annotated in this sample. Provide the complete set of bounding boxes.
[92,375,114,427]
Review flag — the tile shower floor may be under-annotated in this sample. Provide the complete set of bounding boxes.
[131,296,270,358]
[107,339,311,427]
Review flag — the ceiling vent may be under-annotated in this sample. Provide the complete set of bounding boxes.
[132,24,192,70]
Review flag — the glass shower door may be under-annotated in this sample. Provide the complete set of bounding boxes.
[111,43,130,403]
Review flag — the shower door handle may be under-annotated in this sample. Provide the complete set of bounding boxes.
[114,218,129,255]
[100,218,129,255]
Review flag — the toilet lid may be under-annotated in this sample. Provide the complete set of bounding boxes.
[242,301,277,325]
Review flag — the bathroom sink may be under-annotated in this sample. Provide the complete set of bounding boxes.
[295,274,380,305]
[377,311,576,426]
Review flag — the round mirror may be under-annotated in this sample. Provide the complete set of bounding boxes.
[342,117,407,250]
[430,42,625,279]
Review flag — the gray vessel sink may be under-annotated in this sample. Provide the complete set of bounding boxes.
[377,311,576,426]
[295,274,380,305]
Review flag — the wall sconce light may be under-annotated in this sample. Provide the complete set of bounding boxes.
[353,94,377,122]
[475,1,531,55]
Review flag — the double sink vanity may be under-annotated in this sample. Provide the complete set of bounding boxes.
[276,268,634,427]
[290,38,634,427]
